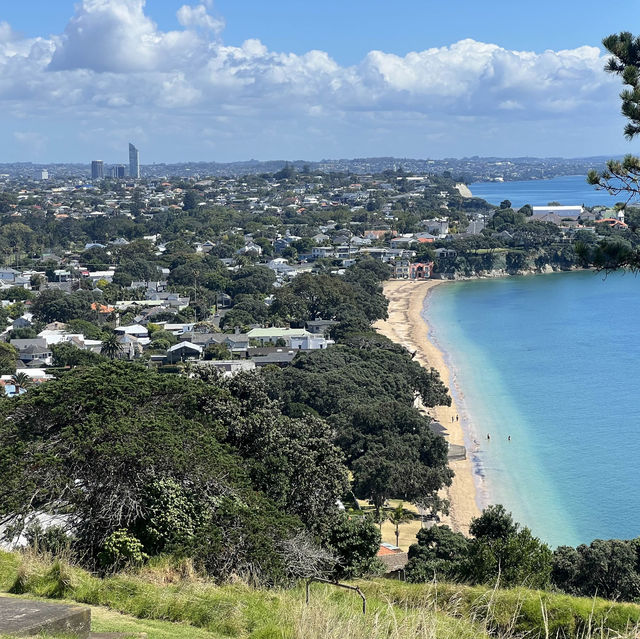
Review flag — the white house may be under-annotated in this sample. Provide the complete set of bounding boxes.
[115,324,149,338]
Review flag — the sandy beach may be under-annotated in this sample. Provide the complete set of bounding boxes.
[373,279,481,536]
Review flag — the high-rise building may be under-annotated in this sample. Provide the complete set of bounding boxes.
[110,165,126,179]
[91,160,104,179]
[128,143,140,179]
[40,169,49,180]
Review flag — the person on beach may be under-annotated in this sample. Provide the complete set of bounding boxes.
[487,434,490,440]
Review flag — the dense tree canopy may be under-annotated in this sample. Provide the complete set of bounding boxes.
[407,506,552,590]
[263,333,452,515]
[0,363,351,584]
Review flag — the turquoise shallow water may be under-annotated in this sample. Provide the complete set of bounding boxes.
[425,271,640,548]
[469,175,621,209]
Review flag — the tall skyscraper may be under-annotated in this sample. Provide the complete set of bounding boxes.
[111,165,126,179]
[128,143,140,179]
[91,160,104,179]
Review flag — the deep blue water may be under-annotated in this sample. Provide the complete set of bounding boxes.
[469,175,621,209]
[426,271,640,548]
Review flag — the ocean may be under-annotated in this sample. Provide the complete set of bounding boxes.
[469,175,622,209]
[426,271,640,548]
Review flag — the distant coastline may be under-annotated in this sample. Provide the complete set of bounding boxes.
[468,174,620,209]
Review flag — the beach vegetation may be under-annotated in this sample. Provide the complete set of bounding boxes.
[407,505,640,606]
[263,337,453,517]
[407,505,552,589]
[551,538,640,601]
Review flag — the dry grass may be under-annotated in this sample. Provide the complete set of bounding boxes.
[5,550,640,638]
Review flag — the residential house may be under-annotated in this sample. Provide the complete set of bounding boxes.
[290,333,334,350]
[12,313,33,330]
[393,260,411,279]
[421,219,449,237]
[409,262,433,280]
[161,323,195,336]
[311,246,334,259]
[0,268,21,283]
[11,338,52,366]
[115,324,149,339]
[179,331,250,354]
[247,327,311,347]
[193,359,256,376]
[116,334,144,360]
[465,219,485,235]
[249,348,298,367]
[165,341,203,364]
[305,320,338,335]
[390,236,416,249]
[434,248,457,259]
[236,242,262,256]
[267,258,296,276]
[532,205,583,220]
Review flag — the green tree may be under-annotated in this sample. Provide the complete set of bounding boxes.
[321,513,382,579]
[388,502,414,548]
[552,539,640,601]
[406,524,470,583]
[464,505,552,589]
[65,319,105,340]
[203,343,232,360]
[31,290,95,324]
[1,287,35,302]
[183,190,198,211]
[10,372,32,394]
[0,363,340,583]
[100,333,123,360]
[51,342,104,368]
[585,32,640,268]
[0,342,18,374]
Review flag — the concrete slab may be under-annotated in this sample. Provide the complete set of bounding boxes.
[0,596,90,637]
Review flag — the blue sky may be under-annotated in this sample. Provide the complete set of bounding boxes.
[0,0,635,162]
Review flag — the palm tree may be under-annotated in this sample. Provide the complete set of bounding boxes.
[100,333,123,360]
[10,371,32,395]
[388,503,414,548]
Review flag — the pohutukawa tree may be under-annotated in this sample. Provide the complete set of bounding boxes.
[581,32,640,270]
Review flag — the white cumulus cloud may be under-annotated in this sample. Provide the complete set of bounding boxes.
[0,0,625,160]
[177,4,225,34]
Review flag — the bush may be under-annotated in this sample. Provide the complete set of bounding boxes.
[98,530,149,571]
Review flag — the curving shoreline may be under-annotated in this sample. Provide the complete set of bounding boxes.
[373,279,482,535]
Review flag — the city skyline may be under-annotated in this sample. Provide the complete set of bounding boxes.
[0,1,635,162]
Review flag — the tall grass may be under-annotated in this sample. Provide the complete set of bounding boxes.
[361,579,640,638]
[3,550,640,638]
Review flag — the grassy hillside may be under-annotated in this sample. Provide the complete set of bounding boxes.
[1,550,640,639]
